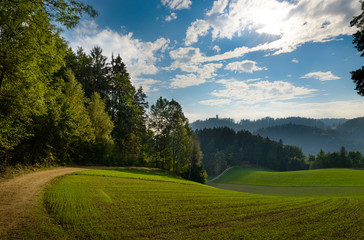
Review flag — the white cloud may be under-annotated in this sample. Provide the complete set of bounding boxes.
[225,60,267,73]
[169,63,223,88]
[292,58,299,63]
[206,0,229,16]
[132,78,161,93]
[300,71,340,81]
[170,73,205,88]
[185,0,360,57]
[211,78,317,104]
[167,47,223,84]
[199,99,231,106]
[185,20,211,46]
[69,20,170,79]
[212,45,221,53]
[166,12,177,21]
[161,0,192,10]
[168,47,205,72]
[75,20,98,35]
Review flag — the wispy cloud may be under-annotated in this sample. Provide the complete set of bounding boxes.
[170,73,204,88]
[225,60,267,73]
[199,99,231,106]
[210,78,317,104]
[292,58,299,63]
[223,100,364,121]
[169,63,223,88]
[132,78,161,93]
[301,71,340,81]
[165,12,177,21]
[161,0,192,10]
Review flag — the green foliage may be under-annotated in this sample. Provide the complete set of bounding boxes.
[86,93,114,162]
[88,93,113,143]
[44,0,98,28]
[57,70,95,162]
[0,0,68,164]
[350,1,364,96]
[149,97,207,182]
[310,147,364,169]
[0,0,206,184]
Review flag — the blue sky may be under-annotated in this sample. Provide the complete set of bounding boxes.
[63,0,364,122]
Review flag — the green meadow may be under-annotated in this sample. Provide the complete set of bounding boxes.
[213,167,364,186]
[8,168,364,239]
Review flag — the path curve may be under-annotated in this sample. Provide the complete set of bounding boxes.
[207,166,238,183]
[0,167,90,235]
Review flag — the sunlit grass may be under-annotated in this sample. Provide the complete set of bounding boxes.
[213,167,364,186]
[73,168,199,185]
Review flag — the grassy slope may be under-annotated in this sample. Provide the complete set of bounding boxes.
[213,167,364,186]
[7,168,364,239]
[73,168,199,185]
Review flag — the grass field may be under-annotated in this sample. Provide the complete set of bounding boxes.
[7,168,364,239]
[213,167,364,186]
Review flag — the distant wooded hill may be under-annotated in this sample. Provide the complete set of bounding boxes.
[191,117,364,155]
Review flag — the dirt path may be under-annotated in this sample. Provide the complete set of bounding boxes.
[0,167,89,235]
[207,166,237,183]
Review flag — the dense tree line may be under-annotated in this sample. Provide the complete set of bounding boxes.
[309,147,364,169]
[0,0,206,183]
[196,127,307,176]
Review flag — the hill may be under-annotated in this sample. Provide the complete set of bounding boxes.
[191,117,364,155]
[213,167,364,187]
[337,117,364,141]
[256,121,364,155]
[190,116,347,132]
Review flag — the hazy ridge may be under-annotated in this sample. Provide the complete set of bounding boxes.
[191,117,364,155]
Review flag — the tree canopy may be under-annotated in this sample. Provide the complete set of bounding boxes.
[0,0,207,183]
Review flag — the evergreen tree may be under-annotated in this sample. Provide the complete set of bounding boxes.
[89,46,109,99]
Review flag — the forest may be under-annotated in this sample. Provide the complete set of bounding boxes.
[0,0,206,183]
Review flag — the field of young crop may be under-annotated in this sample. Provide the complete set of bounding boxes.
[7,169,364,239]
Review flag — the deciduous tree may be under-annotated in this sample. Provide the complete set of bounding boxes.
[351,1,364,95]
